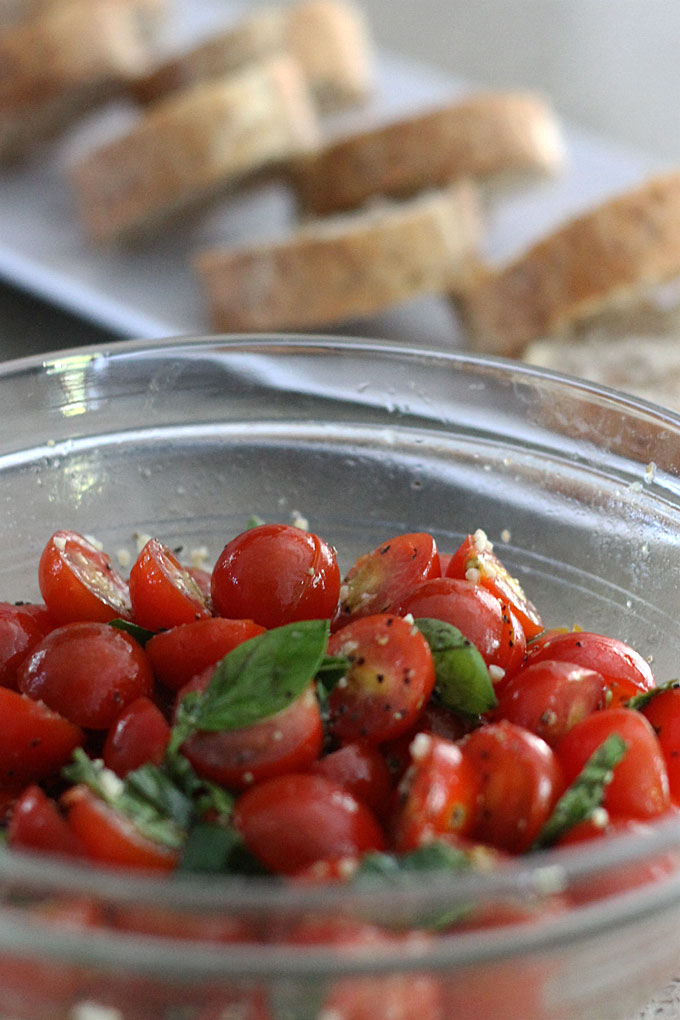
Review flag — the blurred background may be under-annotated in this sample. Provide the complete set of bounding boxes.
[361,0,679,160]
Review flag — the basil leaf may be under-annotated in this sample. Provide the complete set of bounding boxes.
[315,653,351,693]
[356,842,474,881]
[627,679,680,712]
[109,618,157,646]
[532,733,627,849]
[172,619,330,749]
[415,618,497,714]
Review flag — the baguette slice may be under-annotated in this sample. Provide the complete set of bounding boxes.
[132,0,374,113]
[0,0,165,163]
[462,170,680,357]
[71,54,320,245]
[193,179,482,332]
[294,91,564,216]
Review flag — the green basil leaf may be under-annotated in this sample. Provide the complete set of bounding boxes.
[315,653,351,693]
[109,618,157,646]
[415,618,497,714]
[172,619,330,747]
[356,842,474,881]
[532,733,627,849]
[627,679,680,712]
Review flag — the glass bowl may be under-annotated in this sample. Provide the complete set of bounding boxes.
[2,335,680,1020]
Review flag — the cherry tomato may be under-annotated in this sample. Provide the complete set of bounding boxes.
[334,532,440,629]
[447,531,544,639]
[0,686,83,785]
[398,577,526,678]
[8,784,85,858]
[178,673,323,790]
[556,707,670,819]
[310,741,393,817]
[460,720,562,853]
[234,772,386,874]
[493,659,609,745]
[525,630,655,705]
[326,614,436,745]
[112,904,251,943]
[0,602,51,690]
[129,538,211,631]
[381,701,481,782]
[211,523,340,630]
[146,616,265,692]
[642,687,680,803]
[103,696,171,777]
[62,784,179,871]
[38,529,132,624]
[18,621,154,730]
[391,733,480,850]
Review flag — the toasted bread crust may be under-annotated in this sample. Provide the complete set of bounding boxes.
[462,170,680,356]
[132,0,373,112]
[294,91,564,215]
[71,54,320,245]
[194,179,482,331]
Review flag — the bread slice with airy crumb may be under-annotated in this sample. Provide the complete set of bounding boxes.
[70,54,320,245]
[132,0,374,113]
[293,91,564,215]
[0,0,166,163]
[193,179,482,332]
[461,170,680,357]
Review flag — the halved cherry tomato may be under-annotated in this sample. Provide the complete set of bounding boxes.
[129,538,211,631]
[333,532,440,629]
[459,720,562,853]
[310,741,393,817]
[0,602,52,690]
[234,772,386,874]
[146,616,265,692]
[178,673,323,791]
[493,659,609,745]
[62,784,179,871]
[391,733,480,850]
[18,621,154,730]
[556,707,670,819]
[398,577,526,679]
[642,687,680,804]
[0,686,83,785]
[525,630,655,705]
[211,523,340,630]
[38,529,132,624]
[103,696,171,777]
[447,531,544,639]
[326,614,436,745]
[381,701,480,782]
[8,784,85,858]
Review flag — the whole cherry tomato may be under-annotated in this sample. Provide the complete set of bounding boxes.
[103,696,171,777]
[38,530,132,624]
[0,602,52,690]
[212,523,340,630]
[326,614,436,745]
[8,784,85,859]
[333,532,440,629]
[310,741,393,817]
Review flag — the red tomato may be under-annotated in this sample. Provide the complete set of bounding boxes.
[310,741,393,817]
[146,616,265,692]
[0,602,51,690]
[8,784,84,858]
[447,531,544,639]
[234,772,385,874]
[326,614,436,745]
[493,659,609,745]
[398,577,526,678]
[643,687,680,804]
[38,529,132,624]
[18,621,154,730]
[103,696,171,777]
[334,532,440,629]
[460,720,562,853]
[525,630,655,705]
[391,733,480,850]
[129,538,211,631]
[381,701,481,782]
[178,673,323,790]
[112,903,251,943]
[62,784,179,871]
[556,707,670,819]
[211,523,340,629]
[0,686,83,785]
